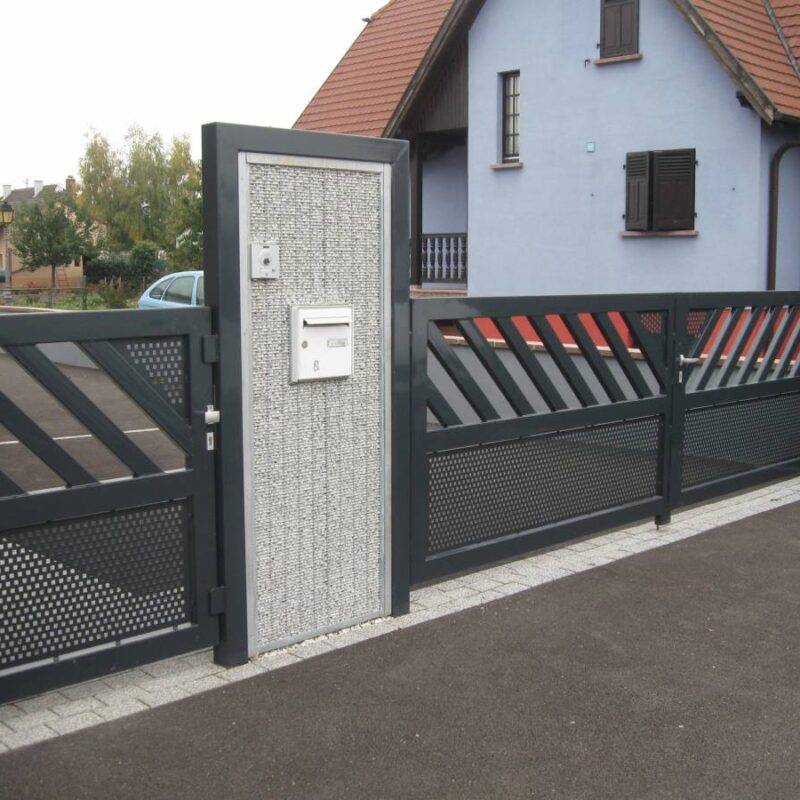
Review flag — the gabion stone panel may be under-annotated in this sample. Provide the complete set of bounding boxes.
[681,393,800,488]
[114,337,188,418]
[247,162,386,650]
[427,416,661,555]
[0,501,190,668]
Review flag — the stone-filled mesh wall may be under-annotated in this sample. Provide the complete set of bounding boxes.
[247,162,386,650]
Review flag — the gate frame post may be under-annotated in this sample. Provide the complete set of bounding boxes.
[203,124,412,666]
[408,299,432,584]
[657,295,689,527]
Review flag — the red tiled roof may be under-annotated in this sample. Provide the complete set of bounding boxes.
[773,0,800,60]
[294,0,457,136]
[692,0,800,119]
[295,0,800,134]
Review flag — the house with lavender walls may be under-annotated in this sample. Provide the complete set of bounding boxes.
[295,0,800,296]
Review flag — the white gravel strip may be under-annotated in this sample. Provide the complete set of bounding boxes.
[2,476,799,753]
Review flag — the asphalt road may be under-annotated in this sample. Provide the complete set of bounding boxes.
[2,502,799,800]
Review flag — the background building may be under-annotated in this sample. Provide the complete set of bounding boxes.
[0,178,85,289]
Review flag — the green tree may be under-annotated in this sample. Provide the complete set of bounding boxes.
[78,127,202,266]
[78,131,125,247]
[83,252,130,285]
[168,159,202,269]
[11,191,93,288]
[130,240,164,283]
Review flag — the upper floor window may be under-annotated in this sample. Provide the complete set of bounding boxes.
[601,0,639,59]
[625,149,696,232]
[501,71,520,163]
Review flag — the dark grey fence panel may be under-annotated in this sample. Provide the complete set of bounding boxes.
[673,292,800,506]
[410,294,676,582]
[0,308,220,703]
[410,291,800,583]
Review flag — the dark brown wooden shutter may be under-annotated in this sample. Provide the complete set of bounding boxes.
[601,0,639,58]
[625,151,651,232]
[652,149,696,231]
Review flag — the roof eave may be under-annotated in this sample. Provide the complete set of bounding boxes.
[670,0,777,125]
[384,0,484,137]
[773,110,800,127]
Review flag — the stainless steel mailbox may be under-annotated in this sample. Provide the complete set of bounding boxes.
[290,305,353,382]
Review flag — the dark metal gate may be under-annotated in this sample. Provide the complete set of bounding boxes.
[670,292,800,507]
[0,308,221,702]
[409,292,800,583]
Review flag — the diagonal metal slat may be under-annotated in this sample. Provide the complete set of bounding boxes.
[689,308,722,359]
[562,314,627,403]
[773,311,800,380]
[427,323,500,422]
[80,341,192,454]
[454,319,534,416]
[0,391,96,487]
[621,312,668,390]
[5,344,161,477]
[527,315,598,407]
[791,348,800,379]
[591,313,653,399]
[715,308,764,388]
[754,307,797,383]
[0,468,23,498]
[737,307,777,386]
[427,379,462,428]
[788,312,800,378]
[493,318,566,412]
[693,308,744,391]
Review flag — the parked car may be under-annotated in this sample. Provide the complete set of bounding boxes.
[138,271,205,309]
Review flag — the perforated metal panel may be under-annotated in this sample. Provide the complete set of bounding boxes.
[686,310,710,339]
[681,393,800,488]
[639,311,667,336]
[114,337,189,418]
[427,416,662,556]
[0,501,191,669]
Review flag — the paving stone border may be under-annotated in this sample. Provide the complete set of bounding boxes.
[2,477,799,754]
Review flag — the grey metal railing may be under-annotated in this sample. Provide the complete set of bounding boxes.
[421,233,467,284]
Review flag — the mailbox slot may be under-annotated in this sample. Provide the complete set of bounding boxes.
[303,316,351,327]
[290,306,353,382]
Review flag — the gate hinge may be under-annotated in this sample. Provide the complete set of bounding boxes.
[209,586,226,616]
[202,334,220,364]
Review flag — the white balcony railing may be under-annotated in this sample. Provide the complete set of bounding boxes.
[421,233,467,284]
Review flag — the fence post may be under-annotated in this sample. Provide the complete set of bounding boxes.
[203,124,411,663]
[657,294,687,526]
[407,299,431,586]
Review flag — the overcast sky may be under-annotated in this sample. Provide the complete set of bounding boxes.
[1,0,385,189]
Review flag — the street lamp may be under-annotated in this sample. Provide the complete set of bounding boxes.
[0,200,13,287]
